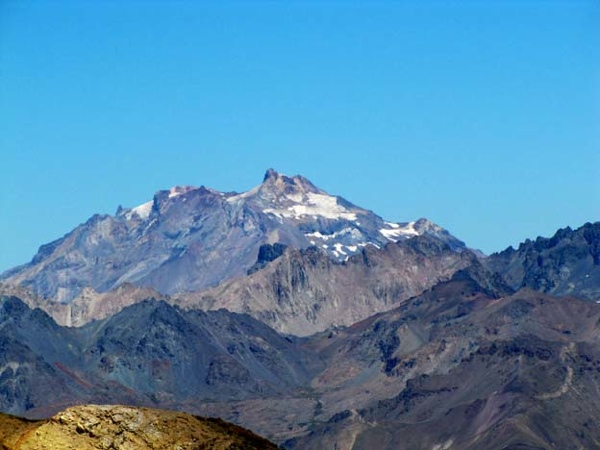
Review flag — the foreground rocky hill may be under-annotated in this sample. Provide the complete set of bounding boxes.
[0,404,278,450]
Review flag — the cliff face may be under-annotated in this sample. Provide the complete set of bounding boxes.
[0,404,279,450]
[181,235,475,336]
[487,222,600,301]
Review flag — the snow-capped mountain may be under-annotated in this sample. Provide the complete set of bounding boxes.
[1,169,465,302]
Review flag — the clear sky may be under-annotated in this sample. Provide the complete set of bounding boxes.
[1,0,599,272]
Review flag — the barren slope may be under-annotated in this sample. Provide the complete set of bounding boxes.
[0,404,278,450]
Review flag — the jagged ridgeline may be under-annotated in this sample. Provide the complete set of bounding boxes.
[486,222,600,301]
[0,169,464,303]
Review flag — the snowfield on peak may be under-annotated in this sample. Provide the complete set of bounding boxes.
[380,221,419,240]
[305,227,364,242]
[168,186,195,198]
[125,200,153,220]
[263,192,357,220]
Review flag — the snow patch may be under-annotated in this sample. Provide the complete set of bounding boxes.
[264,193,357,220]
[306,227,363,242]
[333,243,347,255]
[0,362,21,376]
[168,186,195,198]
[380,221,419,240]
[124,200,153,220]
[306,231,328,240]
[226,185,261,203]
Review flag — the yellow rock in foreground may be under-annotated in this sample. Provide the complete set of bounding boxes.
[0,404,278,450]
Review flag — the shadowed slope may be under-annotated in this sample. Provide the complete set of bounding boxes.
[285,272,600,449]
[487,221,600,301]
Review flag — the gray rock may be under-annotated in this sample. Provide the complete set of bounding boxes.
[1,169,464,302]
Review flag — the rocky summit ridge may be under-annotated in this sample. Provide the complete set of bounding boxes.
[1,169,464,303]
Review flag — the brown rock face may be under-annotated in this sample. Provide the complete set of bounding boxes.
[1,404,278,450]
[0,282,166,327]
[181,236,475,336]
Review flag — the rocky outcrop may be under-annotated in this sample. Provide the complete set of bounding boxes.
[180,235,476,336]
[0,282,167,328]
[247,243,288,275]
[486,222,600,301]
[0,404,278,449]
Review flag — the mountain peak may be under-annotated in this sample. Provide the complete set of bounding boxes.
[263,168,279,182]
[166,185,197,199]
[259,169,321,197]
[2,169,466,302]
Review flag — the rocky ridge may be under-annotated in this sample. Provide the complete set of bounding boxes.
[487,221,600,301]
[0,282,167,328]
[0,295,323,420]
[1,169,464,303]
[0,404,278,450]
[180,235,476,336]
[284,277,600,449]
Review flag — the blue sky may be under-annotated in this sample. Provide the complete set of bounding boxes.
[1,1,599,271]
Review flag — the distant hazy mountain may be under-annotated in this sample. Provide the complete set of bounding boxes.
[1,169,465,303]
[486,222,600,301]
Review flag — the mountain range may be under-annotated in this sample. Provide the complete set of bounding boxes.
[1,169,599,449]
